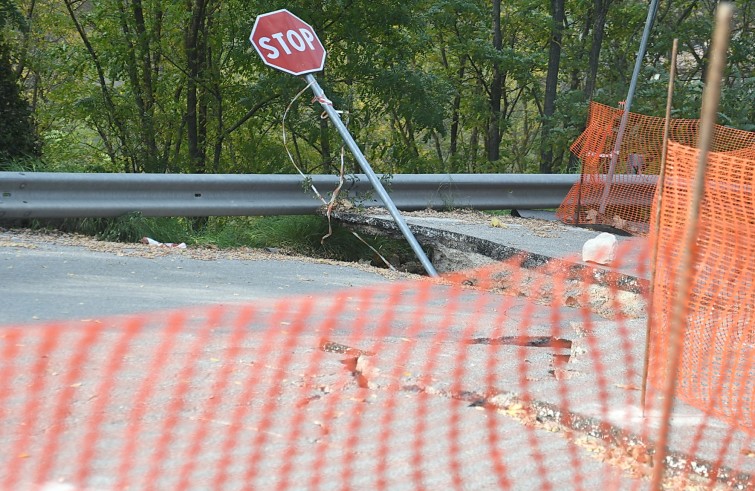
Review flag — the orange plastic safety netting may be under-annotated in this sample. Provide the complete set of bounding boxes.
[647,139,755,440]
[557,102,755,236]
[2,238,754,489]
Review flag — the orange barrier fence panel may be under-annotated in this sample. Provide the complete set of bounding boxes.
[560,102,755,476]
[557,102,755,236]
[2,239,754,489]
[648,140,755,435]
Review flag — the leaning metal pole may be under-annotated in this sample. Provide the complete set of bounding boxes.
[598,0,660,215]
[305,73,439,277]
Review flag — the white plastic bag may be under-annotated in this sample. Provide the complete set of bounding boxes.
[582,232,617,265]
[140,237,187,249]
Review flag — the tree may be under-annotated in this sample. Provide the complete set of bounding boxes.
[0,0,26,32]
[9,0,755,176]
[60,0,271,173]
[0,42,40,164]
[539,0,565,174]
[0,1,40,165]
[185,0,212,174]
[486,0,503,162]
[584,0,613,101]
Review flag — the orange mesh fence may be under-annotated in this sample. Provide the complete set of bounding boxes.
[557,102,755,235]
[648,140,755,440]
[2,240,754,489]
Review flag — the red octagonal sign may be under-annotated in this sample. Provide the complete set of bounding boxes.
[250,9,326,76]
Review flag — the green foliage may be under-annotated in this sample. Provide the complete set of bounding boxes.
[0,41,40,167]
[0,0,26,32]
[198,215,410,262]
[40,213,413,264]
[56,213,194,243]
[7,0,755,175]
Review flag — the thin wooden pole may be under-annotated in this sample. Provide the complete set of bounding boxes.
[649,4,733,490]
[641,38,678,415]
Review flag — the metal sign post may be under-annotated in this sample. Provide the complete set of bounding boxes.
[597,0,660,215]
[250,9,438,277]
[305,75,438,276]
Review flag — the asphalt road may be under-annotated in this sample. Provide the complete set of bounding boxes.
[0,231,398,325]
[1,227,751,490]
[0,229,645,490]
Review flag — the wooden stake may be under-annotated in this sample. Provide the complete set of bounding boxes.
[641,38,678,416]
[649,4,733,490]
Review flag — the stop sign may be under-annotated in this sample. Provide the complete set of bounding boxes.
[249,9,326,76]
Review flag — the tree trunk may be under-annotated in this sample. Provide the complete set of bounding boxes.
[449,57,466,159]
[486,0,503,162]
[469,126,479,172]
[128,0,159,171]
[569,10,593,92]
[539,0,565,174]
[584,0,612,101]
[185,0,208,174]
[13,0,35,80]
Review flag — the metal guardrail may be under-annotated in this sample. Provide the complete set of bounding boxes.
[0,172,585,218]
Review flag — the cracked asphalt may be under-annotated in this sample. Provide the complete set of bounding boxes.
[1,222,752,490]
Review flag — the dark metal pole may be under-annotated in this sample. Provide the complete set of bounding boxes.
[598,0,660,214]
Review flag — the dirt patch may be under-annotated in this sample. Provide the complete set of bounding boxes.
[388,207,568,238]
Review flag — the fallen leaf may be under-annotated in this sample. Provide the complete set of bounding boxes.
[612,215,627,229]
[550,368,574,380]
[69,382,82,388]
[355,355,379,378]
[574,435,602,453]
[502,403,528,420]
[630,445,650,464]
[564,296,580,307]
[352,355,379,388]
[490,217,507,228]
[742,449,755,458]
[614,384,641,391]
[542,421,560,432]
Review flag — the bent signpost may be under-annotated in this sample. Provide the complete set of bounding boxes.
[250,9,438,277]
